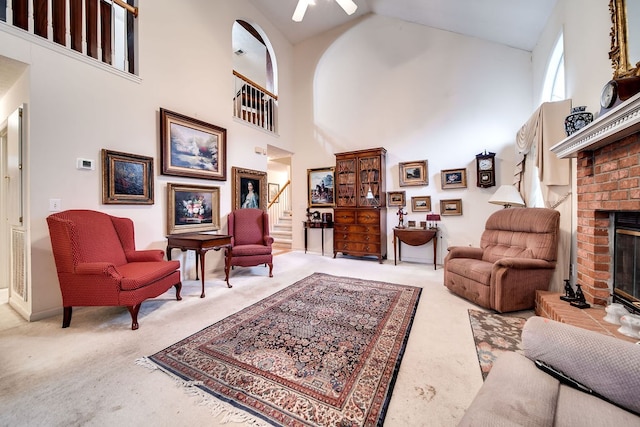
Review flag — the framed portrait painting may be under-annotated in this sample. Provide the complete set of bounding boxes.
[160,108,227,181]
[399,160,428,186]
[167,183,220,234]
[441,168,467,189]
[102,149,154,205]
[232,167,267,211]
[308,167,335,207]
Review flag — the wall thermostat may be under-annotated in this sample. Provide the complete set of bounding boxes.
[76,158,95,170]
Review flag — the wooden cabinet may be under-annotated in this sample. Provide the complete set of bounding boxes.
[333,148,387,263]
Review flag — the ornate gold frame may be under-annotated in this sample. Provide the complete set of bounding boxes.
[609,0,639,78]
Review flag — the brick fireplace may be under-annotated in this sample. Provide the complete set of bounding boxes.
[551,94,640,307]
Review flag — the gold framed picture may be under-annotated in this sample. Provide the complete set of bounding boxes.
[399,160,428,186]
[440,198,463,216]
[232,167,267,211]
[167,183,220,234]
[102,149,154,205]
[441,168,467,189]
[388,191,406,207]
[411,196,431,212]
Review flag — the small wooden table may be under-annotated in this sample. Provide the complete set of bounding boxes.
[393,227,438,269]
[303,221,333,256]
[166,233,232,298]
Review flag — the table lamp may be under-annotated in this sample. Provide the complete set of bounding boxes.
[426,213,441,229]
[488,185,525,208]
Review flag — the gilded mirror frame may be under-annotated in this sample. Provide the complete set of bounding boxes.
[610,0,639,78]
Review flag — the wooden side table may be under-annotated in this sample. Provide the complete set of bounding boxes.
[166,233,232,298]
[393,227,438,269]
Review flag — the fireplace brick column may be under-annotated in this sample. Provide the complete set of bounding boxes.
[576,133,640,306]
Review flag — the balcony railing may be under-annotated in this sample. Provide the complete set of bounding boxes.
[233,70,278,134]
[1,0,138,74]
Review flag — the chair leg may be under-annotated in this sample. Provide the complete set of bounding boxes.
[174,282,183,300]
[127,304,142,330]
[62,306,72,328]
[268,263,273,277]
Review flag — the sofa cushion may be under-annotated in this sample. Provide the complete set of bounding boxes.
[523,316,640,415]
[554,385,640,426]
[118,261,181,291]
[458,351,559,426]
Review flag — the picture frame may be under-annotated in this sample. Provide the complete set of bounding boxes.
[399,160,428,186]
[441,168,467,189]
[160,108,227,181]
[101,149,154,205]
[388,191,406,207]
[411,196,432,212]
[307,167,335,207]
[407,220,416,228]
[232,167,267,211]
[440,198,463,216]
[166,183,220,234]
[268,183,280,203]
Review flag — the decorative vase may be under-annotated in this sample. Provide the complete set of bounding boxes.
[618,313,640,338]
[603,303,628,325]
[564,106,593,136]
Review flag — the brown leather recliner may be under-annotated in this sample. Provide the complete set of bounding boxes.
[444,207,560,312]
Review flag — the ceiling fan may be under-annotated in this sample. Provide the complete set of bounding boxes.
[292,0,358,22]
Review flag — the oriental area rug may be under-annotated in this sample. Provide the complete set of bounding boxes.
[140,273,421,426]
[468,309,526,381]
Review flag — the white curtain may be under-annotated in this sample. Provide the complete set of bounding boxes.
[515,99,572,293]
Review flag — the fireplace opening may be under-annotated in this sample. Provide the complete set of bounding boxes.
[614,212,640,314]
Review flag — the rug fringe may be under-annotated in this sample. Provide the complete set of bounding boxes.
[135,357,268,426]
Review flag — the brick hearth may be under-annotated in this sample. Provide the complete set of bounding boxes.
[535,290,637,343]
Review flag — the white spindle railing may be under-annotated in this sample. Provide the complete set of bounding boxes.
[233,70,278,133]
[268,181,291,235]
[1,0,136,75]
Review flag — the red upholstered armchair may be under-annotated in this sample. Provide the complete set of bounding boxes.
[227,208,274,277]
[46,210,182,330]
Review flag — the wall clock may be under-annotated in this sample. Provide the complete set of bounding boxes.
[476,151,496,188]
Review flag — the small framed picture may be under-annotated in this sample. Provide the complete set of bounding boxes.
[399,160,428,186]
[268,183,280,203]
[232,167,267,211]
[440,199,463,216]
[407,220,416,228]
[411,196,432,212]
[441,168,467,189]
[308,167,335,207]
[102,149,154,205]
[160,108,227,181]
[167,183,220,234]
[388,191,406,207]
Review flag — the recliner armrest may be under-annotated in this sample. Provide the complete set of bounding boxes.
[75,262,121,279]
[264,235,274,246]
[126,250,165,262]
[494,258,555,269]
[447,246,483,259]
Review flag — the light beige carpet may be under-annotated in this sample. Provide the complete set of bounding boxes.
[0,251,499,426]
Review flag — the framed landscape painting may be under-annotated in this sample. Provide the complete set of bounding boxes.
[411,196,431,212]
[308,167,335,207]
[441,168,467,189]
[388,191,406,207]
[167,183,220,234]
[160,108,227,181]
[440,198,463,216]
[399,160,428,186]
[102,149,154,205]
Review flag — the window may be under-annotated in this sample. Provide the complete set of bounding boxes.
[542,33,565,103]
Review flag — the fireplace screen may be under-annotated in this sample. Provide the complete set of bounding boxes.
[614,226,640,313]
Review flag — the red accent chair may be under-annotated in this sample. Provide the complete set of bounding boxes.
[46,210,182,330]
[227,208,274,277]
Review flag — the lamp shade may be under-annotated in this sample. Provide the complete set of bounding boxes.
[488,185,525,208]
[426,214,441,221]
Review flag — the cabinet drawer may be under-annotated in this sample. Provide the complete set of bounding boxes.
[334,210,356,224]
[357,210,380,224]
[334,241,380,254]
[334,225,380,235]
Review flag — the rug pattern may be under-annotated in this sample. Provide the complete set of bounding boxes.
[467,309,526,381]
[149,273,421,426]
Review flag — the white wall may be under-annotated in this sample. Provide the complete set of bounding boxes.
[292,14,533,263]
[0,0,296,320]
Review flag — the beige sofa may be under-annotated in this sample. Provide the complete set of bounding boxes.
[444,208,560,312]
[459,316,640,426]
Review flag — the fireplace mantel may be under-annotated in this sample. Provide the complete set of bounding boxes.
[551,92,640,158]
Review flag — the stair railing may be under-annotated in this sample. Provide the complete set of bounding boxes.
[233,70,278,133]
[268,180,291,234]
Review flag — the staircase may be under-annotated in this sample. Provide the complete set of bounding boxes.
[271,210,292,248]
